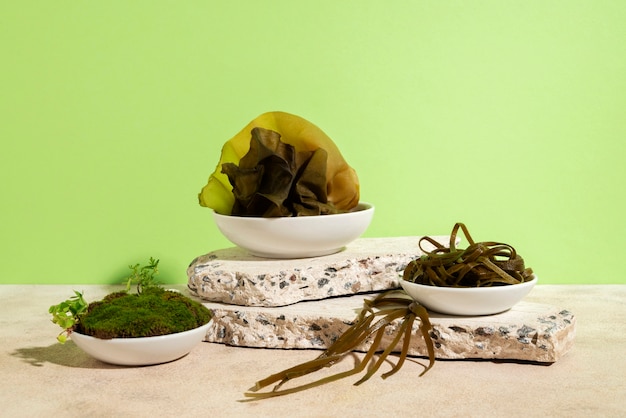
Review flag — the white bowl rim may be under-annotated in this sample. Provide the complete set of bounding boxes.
[399,275,538,315]
[212,201,374,220]
[400,274,538,291]
[71,319,212,342]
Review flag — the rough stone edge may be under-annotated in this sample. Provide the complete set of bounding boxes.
[201,298,576,363]
[187,236,451,307]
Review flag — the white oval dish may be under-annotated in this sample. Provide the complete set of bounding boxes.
[400,276,537,316]
[70,320,212,366]
[212,202,374,258]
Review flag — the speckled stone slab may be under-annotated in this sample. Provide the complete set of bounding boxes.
[187,236,451,307]
[201,295,576,363]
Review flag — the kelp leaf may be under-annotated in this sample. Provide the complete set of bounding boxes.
[221,128,295,216]
[292,148,337,216]
[198,111,359,215]
[221,127,339,217]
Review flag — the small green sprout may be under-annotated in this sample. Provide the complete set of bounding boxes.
[48,290,88,343]
[125,257,160,293]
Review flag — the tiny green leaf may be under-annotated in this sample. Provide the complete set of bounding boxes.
[124,257,161,293]
[49,290,87,344]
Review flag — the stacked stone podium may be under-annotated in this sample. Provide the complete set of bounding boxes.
[187,237,576,363]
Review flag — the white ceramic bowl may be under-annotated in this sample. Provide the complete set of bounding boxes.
[70,320,212,366]
[212,202,374,258]
[400,276,537,316]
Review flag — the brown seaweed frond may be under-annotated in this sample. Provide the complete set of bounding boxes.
[404,222,534,287]
[243,291,435,400]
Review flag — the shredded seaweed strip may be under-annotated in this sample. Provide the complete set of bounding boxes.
[243,291,435,400]
[404,223,534,287]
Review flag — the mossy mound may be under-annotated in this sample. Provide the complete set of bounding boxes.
[75,287,212,339]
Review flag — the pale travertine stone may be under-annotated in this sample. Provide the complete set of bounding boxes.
[202,295,576,362]
[187,236,451,307]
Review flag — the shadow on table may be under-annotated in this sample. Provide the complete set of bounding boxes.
[11,341,121,369]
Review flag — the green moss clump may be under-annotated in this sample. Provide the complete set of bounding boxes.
[75,287,212,339]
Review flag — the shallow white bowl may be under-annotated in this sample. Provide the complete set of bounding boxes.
[212,202,374,258]
[400,276,537,316]
[70,320,212,366]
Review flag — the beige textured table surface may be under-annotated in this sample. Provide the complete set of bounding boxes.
[1,284,625,417]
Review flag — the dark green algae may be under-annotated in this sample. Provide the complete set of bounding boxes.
[75,287,212,339]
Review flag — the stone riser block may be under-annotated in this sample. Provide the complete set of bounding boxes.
[202,294,576,363]
[187,236,451,307]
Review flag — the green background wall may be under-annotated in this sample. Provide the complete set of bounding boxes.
[2,1,625,285]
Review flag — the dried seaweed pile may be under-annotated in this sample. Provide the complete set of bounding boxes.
[404,223,534,287]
